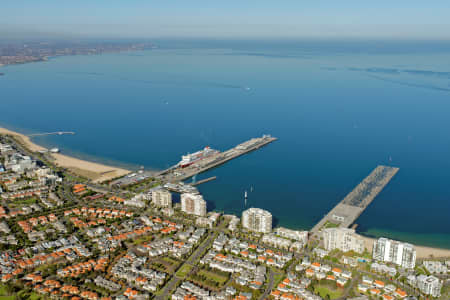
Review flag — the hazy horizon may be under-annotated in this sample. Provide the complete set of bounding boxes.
[2,1,450,40]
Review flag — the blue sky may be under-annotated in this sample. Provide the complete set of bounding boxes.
[2,1,450,39]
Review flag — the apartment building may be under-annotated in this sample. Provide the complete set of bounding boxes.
[416,275,442,298]
[152,189,172,208]
[372,237,416,269]
[181,193,206,217]
[322,228,364,254]
[242,208,272,233]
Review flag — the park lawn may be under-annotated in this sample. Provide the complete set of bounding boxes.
[176,264,193,278]
[0,285,8,296]
[272,272,284,286]
[0,296,15,300]
[132,234,153,245]
[8,197,38,208]
[314,284,344,300]
[28,293,42,300]
[162,256,178,265]
[323,221,339,229]
[197,269,228,285]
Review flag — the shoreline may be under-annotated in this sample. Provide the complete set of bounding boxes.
[0,126,449,257]
[0,127,131,183]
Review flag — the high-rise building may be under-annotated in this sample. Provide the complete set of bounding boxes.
[322,228,364,253]
[242,208,272,233]
[416,275,442,298]
[373,237,416,269]
[152,189,172,207]
[181,193,206,217]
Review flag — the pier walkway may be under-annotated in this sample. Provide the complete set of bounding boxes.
[162,135,277,183]
[27,131,75,137]
[311,165,399,234]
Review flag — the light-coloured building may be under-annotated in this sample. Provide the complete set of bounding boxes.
[196,217,213,228]
[372,237,416,269]
[152,189,172,207]
[416,275,442,298]
[322,228,364,254]
[181,193,206,217]
[124,194,146,208]
[275,227,308,243]
[242,208,272,233]
[423,261,448,274]
[262,233,292,249]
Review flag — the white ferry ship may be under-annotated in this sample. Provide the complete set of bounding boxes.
[178,146,219,168]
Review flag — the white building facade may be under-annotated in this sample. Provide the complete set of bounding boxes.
[152,189,172,207]
[242,208,272,233]
[372,237,416,269]
[416,275,442,298]
[322,228,364,253]
[181,193,206,217]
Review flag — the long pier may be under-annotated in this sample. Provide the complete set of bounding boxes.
[111,135,277,188]
[311,165,399,234]
[27,131,75,137]
[162,135,277,183]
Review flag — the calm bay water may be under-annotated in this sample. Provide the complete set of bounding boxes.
[1,39,450,248]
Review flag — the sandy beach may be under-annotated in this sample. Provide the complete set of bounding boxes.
[0,127,130,183]
[358,234,450,259]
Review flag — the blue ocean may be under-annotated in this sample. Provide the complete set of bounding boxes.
[1,39,450,248]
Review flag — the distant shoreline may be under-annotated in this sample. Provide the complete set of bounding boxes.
[0,127,131,183]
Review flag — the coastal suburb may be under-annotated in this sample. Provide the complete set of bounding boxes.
[0,127,448,300]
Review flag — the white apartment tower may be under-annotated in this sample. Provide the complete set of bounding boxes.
[373,237,416,269]
[242,208,272,233]
[416,275,442,298]
[181,193,206,217]
[152,189,172,208]
[322,228,364,254]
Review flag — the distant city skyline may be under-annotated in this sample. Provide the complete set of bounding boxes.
[1,1,450,39]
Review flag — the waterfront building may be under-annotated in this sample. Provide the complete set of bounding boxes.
[416,275,442,297]
[181,193,206,217]
[152,189,172,208]
[372,237,416,269]
[242,208,272,233]
[322,228,364,254]
[274,227,308,243]
[422,260,448,274]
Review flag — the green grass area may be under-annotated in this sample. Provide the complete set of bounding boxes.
[197,269,229,285]
[162,256,179,265]
[176,264,193,278]
[132,234,153,245]
[189,268,230,289]
[0,289,44,300]
[314,284,344,300]
[0,285,8,296]
[8,197,38,208]
[272,272,284,287]
[323,221,339,229]
[27,293,42,300]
